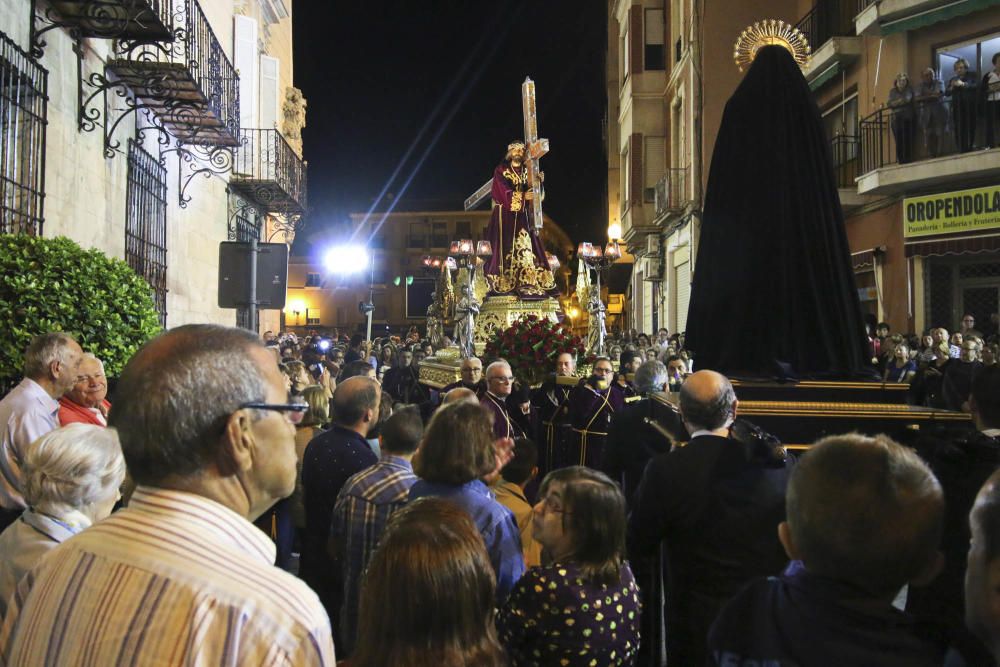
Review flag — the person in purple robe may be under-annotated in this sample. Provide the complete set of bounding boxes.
[482,142,559,300]
[481,361,531,441]
[566,358,624,470]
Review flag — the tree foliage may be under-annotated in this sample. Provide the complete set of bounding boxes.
[0,234,161,382]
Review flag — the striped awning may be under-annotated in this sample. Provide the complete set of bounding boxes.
[851,249,876,270]
[904,233,1000,257]
[808,62,841,91]
[881,0,1000,35]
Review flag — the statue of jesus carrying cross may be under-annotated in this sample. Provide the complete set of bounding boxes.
[465,78,558,301]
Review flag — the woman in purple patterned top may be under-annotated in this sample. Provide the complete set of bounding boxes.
[498,466,641,666]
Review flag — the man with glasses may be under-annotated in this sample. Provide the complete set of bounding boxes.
[0,325,334,664]
[481,360,529,440]
[566,357,623,469]
[441,356,486,397]
[301,376,381,631]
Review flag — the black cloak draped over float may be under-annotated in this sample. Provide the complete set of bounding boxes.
[684,46,872,379]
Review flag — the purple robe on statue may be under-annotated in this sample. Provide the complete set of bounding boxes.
[482,161,559,300]
[565,382,624,470]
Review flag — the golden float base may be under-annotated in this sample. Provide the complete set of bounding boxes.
[418,296,562,388]
[474,295,561,351]
[418,345,463,389]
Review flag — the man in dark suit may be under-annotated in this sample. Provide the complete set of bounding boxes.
[628,370,793,667]
[531,352,576,475]
[601,360,684,506]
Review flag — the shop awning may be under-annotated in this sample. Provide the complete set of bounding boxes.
[904,233,1000,257]
[851,249,876,270]
[882,0,1000,35]
[808,62,840,92]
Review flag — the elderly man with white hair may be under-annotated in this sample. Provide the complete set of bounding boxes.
[0,333,84,530]
[58,353,111,427]
[480,360,529,440]
[0,423,125,615]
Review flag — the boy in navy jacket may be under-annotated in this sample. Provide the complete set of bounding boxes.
[708,433,950,667]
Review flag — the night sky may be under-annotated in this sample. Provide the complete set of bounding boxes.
[292,0,608,251]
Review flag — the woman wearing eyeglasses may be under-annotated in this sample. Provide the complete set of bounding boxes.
[498,466,641,667]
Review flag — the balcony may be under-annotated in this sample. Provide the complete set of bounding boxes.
[857,103,1000,195]
[37,0,174,43]
[106,0,238,147]
[653,167,689,223]
[796,0,862,90]
[830,135,878,212]
[231,128,307,214]
[855,0,998,36]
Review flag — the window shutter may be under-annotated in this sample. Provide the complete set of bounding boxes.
[644,136,665,190]
[259,55,280,129]
[630,133,643,207]
[234,15,258,132]
[674,250,691,332]
[630,5,643,75]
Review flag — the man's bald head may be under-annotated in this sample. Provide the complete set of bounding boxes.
[333,376,381,428]
[443,387,479,406]
[679,370,737,433]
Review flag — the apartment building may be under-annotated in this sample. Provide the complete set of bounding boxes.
[609,0,1000,337]
[0,0,306,332]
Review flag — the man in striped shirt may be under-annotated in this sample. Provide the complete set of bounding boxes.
[0,325,336,665]
[331,405,422,656]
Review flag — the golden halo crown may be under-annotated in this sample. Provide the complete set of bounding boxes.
[507,141,526,151]
[733,19,811,72]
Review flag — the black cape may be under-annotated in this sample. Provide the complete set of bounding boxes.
[685,46,872,379]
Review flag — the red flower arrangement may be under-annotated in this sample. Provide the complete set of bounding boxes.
[485,315,594,385]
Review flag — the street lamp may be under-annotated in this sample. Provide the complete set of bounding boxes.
[449,238,492,359]
[324,243,374,342]
[577,240,621,356]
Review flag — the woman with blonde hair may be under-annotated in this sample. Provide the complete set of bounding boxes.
[291,385,329,531]
[0,424,125,614]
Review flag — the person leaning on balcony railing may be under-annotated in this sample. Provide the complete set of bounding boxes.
[888,73,917,164]
[916,67,948,158]
[947,58,980,153]
[982,53,1000,149]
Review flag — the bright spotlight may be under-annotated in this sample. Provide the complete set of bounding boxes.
[323,244,369,275]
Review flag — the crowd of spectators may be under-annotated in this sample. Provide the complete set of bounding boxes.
[0,321,999,665]
[866,313,999,411]
[887,56,1000,165]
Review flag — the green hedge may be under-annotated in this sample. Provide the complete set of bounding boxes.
[0,234,162,383]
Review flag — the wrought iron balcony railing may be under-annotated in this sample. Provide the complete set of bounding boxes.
[830,134,859,188]
[859,99,979,175]
[654,167,689,219]
[794,0,855,50]
[105,0,238,147]
[34,0,174,49]
[231,128,307,214]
